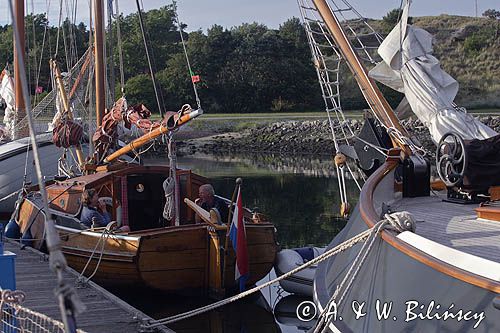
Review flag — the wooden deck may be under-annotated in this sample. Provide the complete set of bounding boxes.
[3,240,174,333]
[396,193,500,263]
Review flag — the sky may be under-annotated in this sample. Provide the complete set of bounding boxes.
[0,0,499,31]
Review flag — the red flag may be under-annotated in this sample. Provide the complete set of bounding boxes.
[191,75,201,83]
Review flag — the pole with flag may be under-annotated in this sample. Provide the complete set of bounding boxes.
[228,183,249,292]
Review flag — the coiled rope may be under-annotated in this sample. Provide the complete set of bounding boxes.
[162,177,175,221]
[142,211,415,329]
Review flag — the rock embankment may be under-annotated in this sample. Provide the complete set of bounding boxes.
[180,115,500,158]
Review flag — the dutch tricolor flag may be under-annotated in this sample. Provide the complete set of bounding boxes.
[229,187,249,292]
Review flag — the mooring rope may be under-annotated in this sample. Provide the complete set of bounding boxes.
[76,225,116,284]
[143,219,385,329]
[314,211,416,333]
[143,211,415,330]
[0,190,20,204]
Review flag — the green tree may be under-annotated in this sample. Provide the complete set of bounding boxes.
[114,6,180,81]
[382,8,413,32]
[124,74,156,110]
[482,9,500,20]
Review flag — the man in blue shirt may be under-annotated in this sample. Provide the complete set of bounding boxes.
[81,188,112,228]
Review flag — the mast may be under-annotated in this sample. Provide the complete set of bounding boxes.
[93,0,105,126]
[311,0,410,145]
[13,0,27,139]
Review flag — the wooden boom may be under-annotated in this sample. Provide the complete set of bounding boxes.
[104,108,203,163]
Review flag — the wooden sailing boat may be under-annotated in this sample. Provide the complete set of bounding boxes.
[298,0,500,332]
[16,163,277,294]
[12,0,278,296]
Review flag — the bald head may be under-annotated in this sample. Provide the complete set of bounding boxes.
[199,184,215,205]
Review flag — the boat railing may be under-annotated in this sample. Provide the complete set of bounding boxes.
[358,149,500,294]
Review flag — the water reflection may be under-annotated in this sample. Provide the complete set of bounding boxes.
[132,152,360,332]
[114,288,281,333]
[171,152,357,248]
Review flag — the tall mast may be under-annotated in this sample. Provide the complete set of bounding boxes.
[311,0,409,139]
[13,0,27,139]
[93,0,105,126]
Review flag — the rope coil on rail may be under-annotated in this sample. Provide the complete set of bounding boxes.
[142,211,415,330]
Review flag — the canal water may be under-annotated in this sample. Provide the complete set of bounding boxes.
[117,152,360,333]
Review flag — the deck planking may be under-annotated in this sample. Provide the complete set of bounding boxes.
[395,192,500,264]
[3,240,174,333]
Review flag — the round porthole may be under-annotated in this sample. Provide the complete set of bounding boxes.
[136,183,145,193]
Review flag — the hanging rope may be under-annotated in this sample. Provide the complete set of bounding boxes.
[76,224,116,285]
[33,0,51,106]
[54,0,64,59]
[112,0,126,95]
[162,177,175,221]
[173,1,201,109]
[166,134,180,225]
[134,0,164,117]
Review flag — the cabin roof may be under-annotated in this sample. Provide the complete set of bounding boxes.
[53,163,175,189]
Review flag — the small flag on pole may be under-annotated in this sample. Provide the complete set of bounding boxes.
[191,75,201,83]
[35,86,43,94]
[229,187,249,291]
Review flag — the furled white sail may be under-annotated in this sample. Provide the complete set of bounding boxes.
[0,68,16,140]
[369,0,497,144]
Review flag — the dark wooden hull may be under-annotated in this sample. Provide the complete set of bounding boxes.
[59,223,277,293]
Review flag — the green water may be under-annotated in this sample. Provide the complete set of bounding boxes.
[127,152,360,332]
[174,153,358,248]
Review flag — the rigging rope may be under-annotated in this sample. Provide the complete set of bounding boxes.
[7,2,85,331]
[173,1,202,109]
[134,0,164,117]
[112,0,126,95]
[76,225,115,284]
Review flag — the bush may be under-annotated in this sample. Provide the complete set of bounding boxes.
[271,97,296,112]
[464,34,489,54]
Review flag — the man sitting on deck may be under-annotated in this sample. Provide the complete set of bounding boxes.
[81,189,112,228]
[195,184,229,224]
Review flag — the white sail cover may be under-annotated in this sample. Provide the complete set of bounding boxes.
[369,0,497,144]
[0,68,16,140]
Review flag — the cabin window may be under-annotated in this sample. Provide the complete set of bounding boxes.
[135,183,145,193]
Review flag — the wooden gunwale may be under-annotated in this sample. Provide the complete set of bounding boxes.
[61,246,136,262]
[359,159,500,293]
